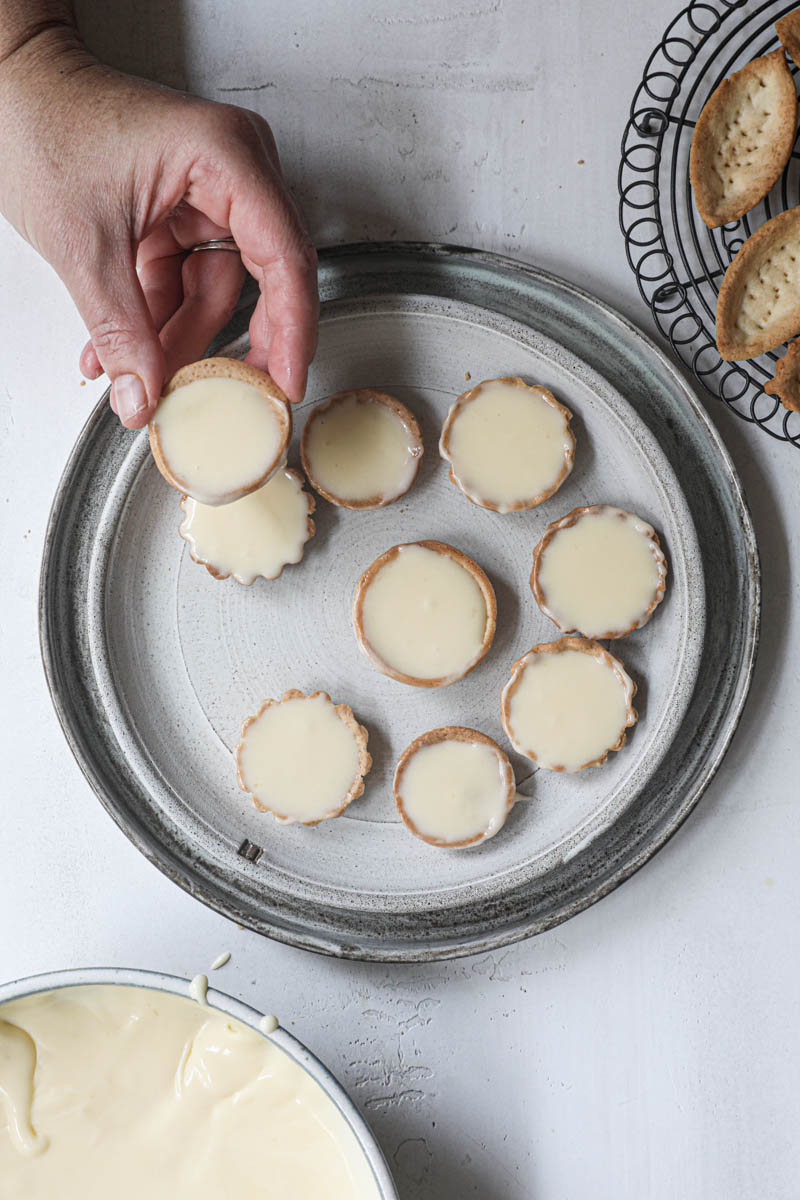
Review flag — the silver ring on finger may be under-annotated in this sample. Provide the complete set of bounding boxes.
[187,237,240,254]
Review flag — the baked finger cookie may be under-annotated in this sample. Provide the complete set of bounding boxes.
[777,9,800,70]
[764,337,800,411]
[690,49,796,228]
[716,206,800,359]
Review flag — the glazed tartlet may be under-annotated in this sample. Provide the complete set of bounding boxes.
[439,376,575,512]
[301,388,423,509]
[394,726,516,848]
[235,690,372,825]
[353,540,497,688]
[178,468,315,585]
[531,504,668,639]
[149,358,291,506]
[500,637,637,773]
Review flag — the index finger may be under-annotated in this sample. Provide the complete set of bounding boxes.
[242,241,318,403]
[231,177,318,403]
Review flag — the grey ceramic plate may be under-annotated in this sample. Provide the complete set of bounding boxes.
[40,243,759,962]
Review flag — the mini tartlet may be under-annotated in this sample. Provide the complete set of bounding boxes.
[393,726,516,848]
[439,376,575,512]
[500,638,637,773]
[178,468,316,585]
[235,690,372,825]
[149,358,291,506]
[530,504,668,639]
[301,388,424,509]
[353,540,497,688]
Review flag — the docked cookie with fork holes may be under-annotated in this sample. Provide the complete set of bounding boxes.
[690,48,796,229]
[764,336,800,411]
[149,358,291,505]
[235,690,372,825]
[716,206,800,359]
[777,8,800,70]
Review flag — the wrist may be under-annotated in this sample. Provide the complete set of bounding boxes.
[0,2,79,65]
[0,23,95,108]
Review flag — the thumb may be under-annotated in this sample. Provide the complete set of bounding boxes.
[65,245,166,428]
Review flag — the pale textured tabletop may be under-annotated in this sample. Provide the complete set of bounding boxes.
[1,2,797,1197]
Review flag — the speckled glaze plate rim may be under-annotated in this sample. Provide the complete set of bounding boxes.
[39,242,760,961]
[0,966,398,1198]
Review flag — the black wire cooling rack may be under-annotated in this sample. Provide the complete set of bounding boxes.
[620,0,800,446]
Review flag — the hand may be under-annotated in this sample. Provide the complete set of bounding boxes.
[0,26,318,427]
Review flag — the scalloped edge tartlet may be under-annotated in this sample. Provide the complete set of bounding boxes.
[439,376,575,512]
[393,726,516,848]
[149,357,292,505]
[177,468,316,585]
[300,388,424,509]
[500,637,638,772]
[353,540,497,688]
[234,689,372,825]
[530,504,668,640]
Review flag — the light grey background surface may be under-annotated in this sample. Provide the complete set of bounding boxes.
[1,2,797,1196]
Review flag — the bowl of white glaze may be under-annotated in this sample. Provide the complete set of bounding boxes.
[0,966,398,1199]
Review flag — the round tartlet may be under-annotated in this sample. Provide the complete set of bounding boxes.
[500,637,637,773]
[353,540,497,688]
[300,388,424,509]
[439,376,575,512]
[531,504,668,639]
[235,690,372,825]
[149,357,291,506]
[178,468,316,586]
[393,726,516,848]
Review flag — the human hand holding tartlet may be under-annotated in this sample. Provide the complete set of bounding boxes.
[0,2,318,427]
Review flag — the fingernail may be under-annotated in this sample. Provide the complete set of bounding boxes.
[113,374,148,425]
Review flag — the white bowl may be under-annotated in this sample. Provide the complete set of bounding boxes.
[0,966,398,1198]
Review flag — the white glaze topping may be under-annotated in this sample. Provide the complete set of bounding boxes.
[237,692,365,823]
[303,391,421,506]
[441,379,573,511]
[152,376,284,504]
[180,469,313,584]
[398,738,511,844]
[359,544,489,684]
[0,985,380,1198]
[535,508,665,637]
[188,974,208,1005]
[503,646,633,772]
